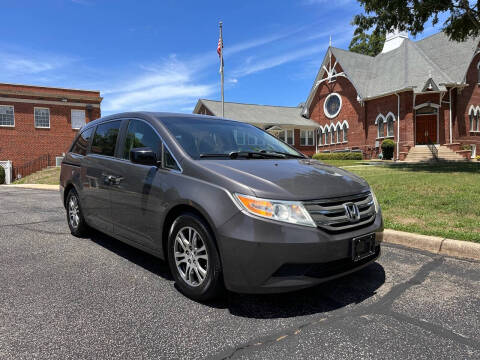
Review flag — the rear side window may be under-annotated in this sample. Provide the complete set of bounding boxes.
[71,127,94,155]
[90,121,121,157]
[122,119,161,160]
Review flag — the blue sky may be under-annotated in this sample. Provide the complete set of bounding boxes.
[2,0,444,115]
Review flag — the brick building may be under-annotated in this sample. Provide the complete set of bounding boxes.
[195,30,480,160]
[0,83,102,178]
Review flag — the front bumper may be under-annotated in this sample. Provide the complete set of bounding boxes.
[216,211,383,294]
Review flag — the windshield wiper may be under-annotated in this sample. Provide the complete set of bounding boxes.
[199,151,285,159]
[259,150,305,159]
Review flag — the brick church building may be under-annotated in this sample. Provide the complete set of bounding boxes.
[195,30,480,160]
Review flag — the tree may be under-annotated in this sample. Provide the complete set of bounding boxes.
[349,30,386,56]
[353,0,480,42]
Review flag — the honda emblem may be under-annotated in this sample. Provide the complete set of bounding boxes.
[344,202,360,222]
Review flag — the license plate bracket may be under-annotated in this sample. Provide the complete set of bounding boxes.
[352,233,376,262]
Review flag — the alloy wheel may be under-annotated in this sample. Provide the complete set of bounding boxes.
[174,226,209,287]
[68,195,80,230]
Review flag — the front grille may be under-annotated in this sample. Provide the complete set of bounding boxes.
[303,192,375,232]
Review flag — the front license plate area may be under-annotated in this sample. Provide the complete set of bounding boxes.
[352,233,376,262]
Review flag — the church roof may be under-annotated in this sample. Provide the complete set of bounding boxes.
[303,32,479,115]
[194,99,320,128]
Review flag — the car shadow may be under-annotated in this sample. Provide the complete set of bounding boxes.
[86,229,385,319]
[208,262,385,319]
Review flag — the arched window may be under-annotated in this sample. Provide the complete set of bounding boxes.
[318,129,323,146]
[376,114,385,138]
[324,128,329,145]
[331,126,336,144]
[386,113,395,137]
[469,106,475,131]
[336,124,342,143]
[342,121,349,142]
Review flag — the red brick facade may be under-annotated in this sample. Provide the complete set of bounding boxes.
[0,83,102,176]
[308,53,480,159]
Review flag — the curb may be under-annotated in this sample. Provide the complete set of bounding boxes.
[2,184,59,191]
[384,229,480,261]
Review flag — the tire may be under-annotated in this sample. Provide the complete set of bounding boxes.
[66,189,89,237]
[167,213,223,301]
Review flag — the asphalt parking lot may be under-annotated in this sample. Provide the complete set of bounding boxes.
[0,187,479,360]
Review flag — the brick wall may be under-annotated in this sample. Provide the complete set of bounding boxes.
[454,52,480,146]
[0,87,101,171]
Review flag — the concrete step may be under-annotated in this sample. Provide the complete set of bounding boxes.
[403,145,468,162]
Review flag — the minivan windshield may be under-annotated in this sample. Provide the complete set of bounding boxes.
[161,117,305,160]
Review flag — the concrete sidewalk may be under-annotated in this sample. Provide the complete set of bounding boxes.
[2,184,59,190]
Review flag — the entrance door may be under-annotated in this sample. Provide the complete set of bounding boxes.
[415,115,437,144]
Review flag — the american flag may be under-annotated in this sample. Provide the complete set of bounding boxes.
[217,37,223,57]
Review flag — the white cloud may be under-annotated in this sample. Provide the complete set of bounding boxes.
[0,53,70,76]
[102,57,215,112]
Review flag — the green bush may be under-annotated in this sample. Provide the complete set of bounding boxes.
[312,152,363,160]
[0,166,4,184]
[476,155,480,161]
[461,144,472,150]
[381,139,395,160]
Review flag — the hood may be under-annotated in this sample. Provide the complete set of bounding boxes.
[196,159,370,200]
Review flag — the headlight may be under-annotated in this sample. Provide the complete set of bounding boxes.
[371,190,380,213]
[233,193,316,227]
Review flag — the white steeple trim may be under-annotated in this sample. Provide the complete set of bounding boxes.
[381,28,408,53]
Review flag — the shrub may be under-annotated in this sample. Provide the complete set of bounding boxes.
[476,155,480,162]
[312,152,363,160]
[381,139,395,160]
[0,166,4,184]
[461,144,472,150]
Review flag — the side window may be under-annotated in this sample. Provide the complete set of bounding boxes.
[163,144,180,171]
[71,127,94,155]
[90,121,121,157]
[122,119,161,160]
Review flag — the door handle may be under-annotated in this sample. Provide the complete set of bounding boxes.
[103,174,123,185]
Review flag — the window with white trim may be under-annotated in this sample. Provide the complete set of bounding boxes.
[318,129,323,146]
[324,129,329,145]
[343,124,348,142]
[71,109,86,129]
[376,115,385,138]
[278,129,294,145]
[336,124,342,143]
[331,127,336,144]
[386,114,395,137]
[300,130,314,146]
[477,113,480,132]
[34,108,50,128]
[0,105,14,127]
[468,108,477,131]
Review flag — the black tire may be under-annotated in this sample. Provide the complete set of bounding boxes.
[167,213,223,301]
[66,189,89,237]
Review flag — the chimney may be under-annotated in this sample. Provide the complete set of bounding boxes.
[381,28,408,54]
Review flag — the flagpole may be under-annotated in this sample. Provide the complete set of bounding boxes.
[219,21,224,117]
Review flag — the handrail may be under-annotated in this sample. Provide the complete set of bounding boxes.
[426,139,438,160]
[13,154,51,180]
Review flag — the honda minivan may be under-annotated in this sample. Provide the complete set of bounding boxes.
[60,112,383,301]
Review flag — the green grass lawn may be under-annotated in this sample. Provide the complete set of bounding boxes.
[14,167,60,185]
[346,162,480,243]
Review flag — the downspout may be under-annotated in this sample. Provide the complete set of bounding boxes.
[449,87,453,144]
[395,92,400,161]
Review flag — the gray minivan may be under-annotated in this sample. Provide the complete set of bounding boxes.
[60,112,383,301]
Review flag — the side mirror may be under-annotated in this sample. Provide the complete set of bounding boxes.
[130,147,160,166]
